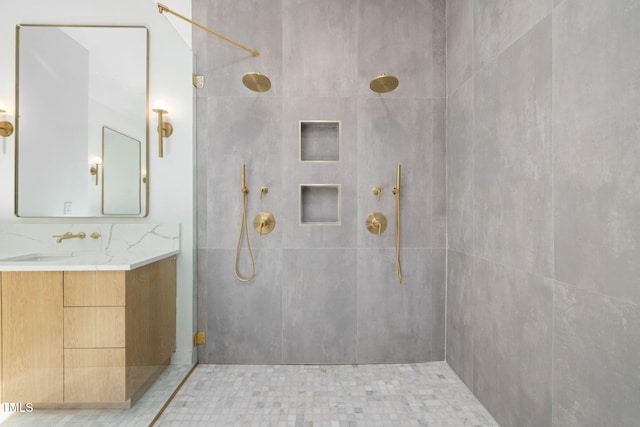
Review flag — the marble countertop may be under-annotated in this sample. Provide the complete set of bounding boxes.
[0,249,180,271]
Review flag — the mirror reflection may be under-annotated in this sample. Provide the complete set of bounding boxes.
[102,127,141,215]
[15,25,148,217]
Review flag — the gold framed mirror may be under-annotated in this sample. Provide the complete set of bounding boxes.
[15,25,148,217]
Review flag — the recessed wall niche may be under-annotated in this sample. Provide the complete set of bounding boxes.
[299,185,341,225]
[299,121,340,162]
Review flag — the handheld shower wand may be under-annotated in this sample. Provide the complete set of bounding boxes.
[234,164,256,282]
[391,164,402,284]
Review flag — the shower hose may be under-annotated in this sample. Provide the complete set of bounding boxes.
[234,182,255,282]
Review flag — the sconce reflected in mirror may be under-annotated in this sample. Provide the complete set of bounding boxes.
[90,163,100,186]
[0,105,14,137]
[152,103,174,158]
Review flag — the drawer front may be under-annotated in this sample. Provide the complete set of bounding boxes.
[64,307,125,348]
[64,271,125,307]
[64,348,125,403]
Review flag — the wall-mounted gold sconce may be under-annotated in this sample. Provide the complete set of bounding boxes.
[152,105,173,158]
[0,107,14,137]
[90,163,100,186]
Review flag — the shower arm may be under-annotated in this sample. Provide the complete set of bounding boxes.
[157,3,260,56]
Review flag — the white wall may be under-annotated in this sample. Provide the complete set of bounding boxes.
[0,0,196,364]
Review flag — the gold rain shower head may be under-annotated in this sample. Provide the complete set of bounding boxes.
[369,73,399,93]
[242,72,272,92]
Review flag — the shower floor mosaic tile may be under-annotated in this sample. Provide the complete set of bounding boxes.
[154,362,498,427]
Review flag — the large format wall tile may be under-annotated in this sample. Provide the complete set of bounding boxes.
[446,0,472,95]
[358,0,445,98]
[282,249,357,364]
[445,1,640,426]
[473,18,553,277]
[194,0,282,97]
[446,78,473,253]
[445,250,473,387]
[474,0,551,69]
[357,98,444,249]
[283,0,358,98]
[553,0,640,305]
[204,96,283,250]
[472,258,553,427]
[357,248,442,363]
[553,283,640,427]
[430,248,446,360]
[203,249,283,364]
[431,102,447,249]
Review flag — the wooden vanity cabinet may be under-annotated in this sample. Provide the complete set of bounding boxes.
[1,271,64,404]
[0,256,176,408]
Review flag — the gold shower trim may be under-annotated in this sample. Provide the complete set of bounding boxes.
[157,3,260,56]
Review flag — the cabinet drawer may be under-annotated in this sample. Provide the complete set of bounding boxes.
[64,348,125,403]
[64,307,125,348]
[64,271,125,307]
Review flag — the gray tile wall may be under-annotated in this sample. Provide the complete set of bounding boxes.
[446,0,640,426]
[195,0,446,365]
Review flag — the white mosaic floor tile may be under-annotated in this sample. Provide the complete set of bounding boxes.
[0,362,497,426]
[155,362,498,427]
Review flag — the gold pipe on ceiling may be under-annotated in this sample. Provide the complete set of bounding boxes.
[157,3,260,56]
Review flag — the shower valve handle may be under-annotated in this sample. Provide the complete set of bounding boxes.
[372,187,381,200]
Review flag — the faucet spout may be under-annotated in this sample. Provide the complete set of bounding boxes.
[52,231,86,243]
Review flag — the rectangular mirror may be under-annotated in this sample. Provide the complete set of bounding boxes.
[15,25,148,217]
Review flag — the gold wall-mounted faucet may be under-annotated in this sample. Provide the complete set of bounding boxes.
[52,231,86,243]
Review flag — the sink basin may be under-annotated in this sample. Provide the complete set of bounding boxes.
[0,253,75,262]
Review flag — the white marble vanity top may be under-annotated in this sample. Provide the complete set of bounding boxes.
[0,223,180,271]
[0,249,179,271]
